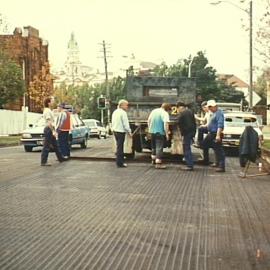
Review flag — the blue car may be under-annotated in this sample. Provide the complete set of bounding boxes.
[21,112,90,152]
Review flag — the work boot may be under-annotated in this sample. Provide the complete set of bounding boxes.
[41,163,51,166]
[155,164,166,169]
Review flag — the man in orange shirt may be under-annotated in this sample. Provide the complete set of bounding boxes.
[56,103,71,158]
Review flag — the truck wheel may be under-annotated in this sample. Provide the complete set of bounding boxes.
[24,146,33,152]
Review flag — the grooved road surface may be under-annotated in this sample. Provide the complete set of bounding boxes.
[0,139,270,270]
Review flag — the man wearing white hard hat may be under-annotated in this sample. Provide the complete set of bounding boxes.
[200,100,226,172]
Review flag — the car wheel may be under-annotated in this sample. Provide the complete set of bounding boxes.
[24,145,33,152]
[81,136,88,149]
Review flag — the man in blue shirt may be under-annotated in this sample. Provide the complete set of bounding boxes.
[200,100,226,172]
[148,103,171,169]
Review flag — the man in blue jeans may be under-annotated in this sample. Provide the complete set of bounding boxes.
[201,100,226,172]
[176,102,197,171]
[148,103,171,169]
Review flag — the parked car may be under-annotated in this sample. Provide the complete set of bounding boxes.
[83,119,108,139]
[21,112,90,152]
[222,112,264,148]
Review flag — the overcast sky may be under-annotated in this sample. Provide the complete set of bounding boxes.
[1,0,265,81]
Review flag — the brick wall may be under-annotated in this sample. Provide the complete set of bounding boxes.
[0,26,53,112]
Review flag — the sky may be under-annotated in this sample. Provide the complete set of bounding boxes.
[1,0,266,82]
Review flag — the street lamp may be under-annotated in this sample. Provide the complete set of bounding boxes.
[211,0,253,109]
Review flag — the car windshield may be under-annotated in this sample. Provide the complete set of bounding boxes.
[225,116,258,127]
[84,121,96,127]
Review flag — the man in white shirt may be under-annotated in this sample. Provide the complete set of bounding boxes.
[195,101,212,147]
[41,97,65,166]
[111,99,132,168]
[148,103,171,169]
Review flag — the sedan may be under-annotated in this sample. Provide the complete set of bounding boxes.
[21,113,90,152]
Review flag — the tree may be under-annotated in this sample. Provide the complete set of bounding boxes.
[254,68,269,104]
[28,62,53,112]
[151,51,244,103]
[255,0,270,66]
[0,51,25,108]
[0,13,10,34]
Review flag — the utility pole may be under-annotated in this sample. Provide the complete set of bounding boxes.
[249,1,253,109]
[101,40,111,125]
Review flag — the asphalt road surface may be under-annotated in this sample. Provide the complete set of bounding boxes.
[0,137,270,270]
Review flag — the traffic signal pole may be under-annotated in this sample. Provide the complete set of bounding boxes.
[102,40,111,125]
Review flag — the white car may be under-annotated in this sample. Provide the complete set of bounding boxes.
[222,112,264,148]
[83,119,108,139]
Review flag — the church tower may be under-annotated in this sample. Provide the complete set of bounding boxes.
[64,32,82,80]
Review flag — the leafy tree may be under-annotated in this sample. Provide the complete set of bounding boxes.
[0,51,25,108]
[28,62,53,112]
[254,0,270,65]
[53,76,125,122]
[152,51,244,103]
[0,13,10,34]
[254,68,269,104]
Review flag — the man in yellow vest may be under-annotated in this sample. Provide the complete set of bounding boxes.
[56,103,71,158]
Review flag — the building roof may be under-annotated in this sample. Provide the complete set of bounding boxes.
[218,74,249,88]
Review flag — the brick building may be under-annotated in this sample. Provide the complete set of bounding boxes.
[0,26,53,112]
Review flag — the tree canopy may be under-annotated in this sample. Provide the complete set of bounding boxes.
[152,51,244,103]
[0,51,25,108]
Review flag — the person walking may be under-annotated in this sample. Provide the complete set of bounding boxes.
[200,100,226,172]
[176,102,197,171]
[55,103,71,159]
[195,101,212,147]
[111,99,132,168]
[148,103,171,169]
[41,97,66,166]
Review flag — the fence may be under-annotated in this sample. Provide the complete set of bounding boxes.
[0,109,41,135]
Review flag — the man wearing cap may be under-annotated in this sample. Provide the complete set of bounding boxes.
[176,102,197,171]
[112,99,132,168]
[148,103,171,169]
[201,100,226,172]
[55,103,71,158]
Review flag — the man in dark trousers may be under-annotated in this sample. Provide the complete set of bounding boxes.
[200,100,226,172]
[41,97,66,166]
[55,103,71,158]
[111,99,132,168]
[176,102,196,171]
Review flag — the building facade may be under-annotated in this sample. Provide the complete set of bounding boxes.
[0,26,53,112]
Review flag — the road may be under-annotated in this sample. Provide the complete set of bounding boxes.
[0,137,270,270]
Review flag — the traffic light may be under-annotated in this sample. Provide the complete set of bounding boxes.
[98,96,106,109]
